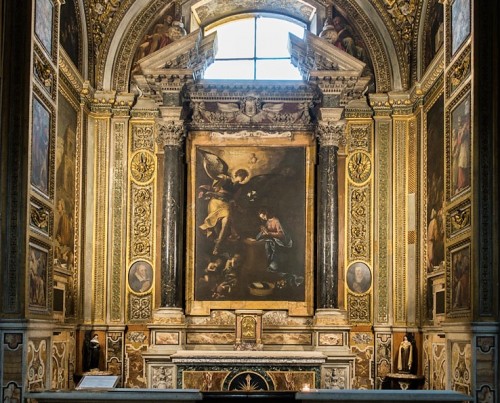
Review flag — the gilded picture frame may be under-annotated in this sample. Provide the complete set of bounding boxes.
[35,0,54,55]
[28,241,52,312]
[31,95,54,199]
[447,88,471,201]
[450,0,471,57]
[186,132,314,316]
[424,90,445,275]
[447,240,471,317]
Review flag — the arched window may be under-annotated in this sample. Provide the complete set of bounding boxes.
[204,15,304,80]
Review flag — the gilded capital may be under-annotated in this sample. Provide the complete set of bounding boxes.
[316,121,346,147]
[156,120,185,148]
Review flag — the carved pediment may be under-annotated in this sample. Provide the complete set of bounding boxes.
[290,30,367,75]
[289,31,371,106]
[137,30,217,75]
[133,30,217,103]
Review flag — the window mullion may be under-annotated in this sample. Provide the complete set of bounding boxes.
[253,17,257,79]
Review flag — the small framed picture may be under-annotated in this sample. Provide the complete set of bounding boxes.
[128,261,153,293]
[448,242,471,314]
[31,96,52,197]
[35,0,54,54]
[28,243,50,310]
[449,92,471,198]
[450,0,471,57]
[346,262,372,294]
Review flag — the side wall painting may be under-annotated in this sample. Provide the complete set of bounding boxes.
[450,93,471,198]
[31,97,52,197]
[28,243,49,310]
[55,93,77,277]
[426,93,445,273]
[35,0,54,54]
[423,0,444,73]
[60,0,82,71]
[450,0,470,57]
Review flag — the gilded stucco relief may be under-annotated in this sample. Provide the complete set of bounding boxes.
[126,119,156,321]
[345,114,373,324]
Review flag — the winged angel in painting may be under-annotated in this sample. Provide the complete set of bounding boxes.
[196,148,305,301]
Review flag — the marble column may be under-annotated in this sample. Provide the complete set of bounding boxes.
[316,121,344,309]
[156,121,185,308]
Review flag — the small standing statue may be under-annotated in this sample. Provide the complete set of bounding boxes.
[82,331,101,372]
[397,334,413,373]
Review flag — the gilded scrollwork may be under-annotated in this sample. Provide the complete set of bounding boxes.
[129,293,152,321]
[132,124,155,152]
[111,121,126,322]
[131,152,155,183]
[348,186,371,261]
[348,124,371,151]
[347,293,370,323]
[30,200,51,236]
[348,152,371,184]
[447,202,471,238]
[448,47,471,96]
[130,184,153,260]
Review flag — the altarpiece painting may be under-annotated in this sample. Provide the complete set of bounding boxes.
[186,133,314,315]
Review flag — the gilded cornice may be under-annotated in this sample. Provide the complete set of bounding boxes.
[388,91,413,115]
[59,49,85,95]
[368,93,392,117]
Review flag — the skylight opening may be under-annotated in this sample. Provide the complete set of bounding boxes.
[204,15,304,80]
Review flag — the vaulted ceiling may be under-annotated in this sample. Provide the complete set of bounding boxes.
[79,0,431,92]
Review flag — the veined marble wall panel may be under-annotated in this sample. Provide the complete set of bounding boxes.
[124,329,148,388]
[350,331,374,389]
[1,333,23,401]
[186,332,235,345]
[375,332,392,389]
[431,340,446,390]
[475,336,496,403]
[262,332,312,346]
[106,331,124,383]
[182,371,229,391]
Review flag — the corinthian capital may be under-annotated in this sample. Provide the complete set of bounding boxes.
[156,120,185,147]
[316,121,346,147]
